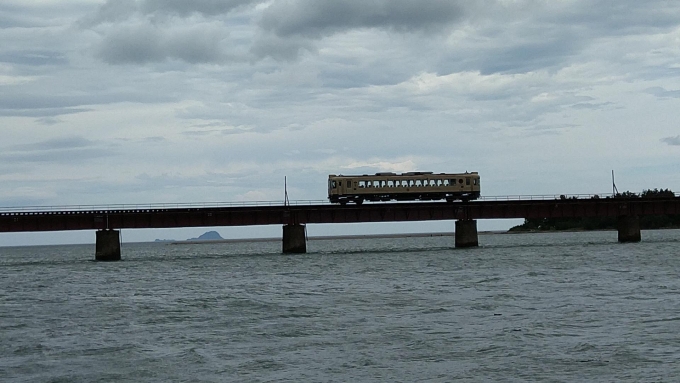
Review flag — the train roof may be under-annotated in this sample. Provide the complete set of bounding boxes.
[329,172,478,178]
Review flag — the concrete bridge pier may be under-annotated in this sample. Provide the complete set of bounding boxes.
[455,219,478,248]
[283,224,306,254]
[95,229,121,261]
[617,215,641,243]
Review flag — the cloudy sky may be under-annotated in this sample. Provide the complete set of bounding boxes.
[2,0,680,246]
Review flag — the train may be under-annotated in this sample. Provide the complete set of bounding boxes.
[328,172,480,204]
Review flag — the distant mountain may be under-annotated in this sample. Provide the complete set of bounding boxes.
[187,231,224,241]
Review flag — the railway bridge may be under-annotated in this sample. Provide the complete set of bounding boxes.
[2,194,680,260]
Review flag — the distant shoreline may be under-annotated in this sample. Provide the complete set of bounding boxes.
[164,231,509,245]
[161,227,680,245]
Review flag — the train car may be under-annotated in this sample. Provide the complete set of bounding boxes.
[328,172,480,204]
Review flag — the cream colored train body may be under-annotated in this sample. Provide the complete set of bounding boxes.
[328,172,480,204]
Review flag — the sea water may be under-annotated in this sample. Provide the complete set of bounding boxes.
[2,230,680,382]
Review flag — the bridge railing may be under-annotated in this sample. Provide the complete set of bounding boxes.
[480,192,680,201]
[2,193,679,214]
[0,200,331,213]
[478,193,613,201]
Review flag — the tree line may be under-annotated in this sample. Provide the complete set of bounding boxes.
[509,189,680,232]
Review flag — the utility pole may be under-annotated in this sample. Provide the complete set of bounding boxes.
[612,170,619,196]
[284,176,290,206]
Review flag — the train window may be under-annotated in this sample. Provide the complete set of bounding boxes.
[415,180,422,187]
[332,181,337,188]
[466,178,470,185]
[387,180,394,187]
[459,179,463,184]
[359,181,365,188]
[339,181,342,187]
[473,179,477,185]
[443,180,449,186]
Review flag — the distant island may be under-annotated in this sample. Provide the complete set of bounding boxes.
[187,231,224,241]
[155,231,224,243]
[509,189,680,232]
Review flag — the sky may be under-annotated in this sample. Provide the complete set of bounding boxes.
[1,0,680,246]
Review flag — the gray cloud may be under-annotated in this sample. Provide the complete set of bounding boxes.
[84,0,263,26]
[249,32,317,61]
[260,0,465,38]
[36,117,62,126]
[0,108,91,118]
[82,0,138,25]
[0,86,176,118]
[556,1,680,35]
[1,137,117,164]
[9,137,94,152]
[0,50,68,66]
[0,4,38,28]
[661,136,680,146]
[142,0,262,17]
[570,102,614,110]
[96,22,227,64]
[253,0,680,74]
[474,38,580,75]
[646,87,680,99]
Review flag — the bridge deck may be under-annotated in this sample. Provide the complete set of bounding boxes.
[2,198,680,233]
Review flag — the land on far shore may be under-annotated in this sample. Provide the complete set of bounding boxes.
[156,230,509,245]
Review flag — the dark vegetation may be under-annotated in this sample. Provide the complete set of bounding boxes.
[509,189,680,232]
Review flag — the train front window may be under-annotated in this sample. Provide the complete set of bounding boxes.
[331,180,337,188]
